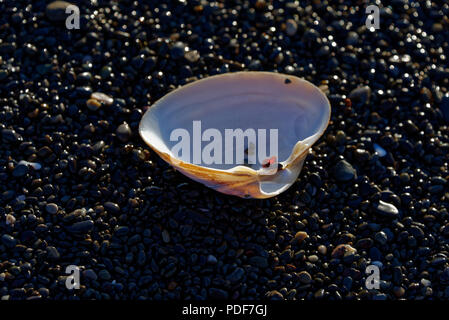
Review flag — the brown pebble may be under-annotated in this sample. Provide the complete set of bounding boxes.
[274,266,285,272]
[193,5,203,13]
[27,108,40,118]
[86,99,101,111]
[298,271,312,284]
[318,245,327,255]
[255,0,267,10]
[293,231,308,244]
[331,244,357,258]
[393,286,405,298]
[168,281,177,290]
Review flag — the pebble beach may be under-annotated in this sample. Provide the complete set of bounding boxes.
[0,0,449,300]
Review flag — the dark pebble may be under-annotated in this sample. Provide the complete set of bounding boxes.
[12,164,28,177]
[333,160,356,181]
[83,269,98,281]
[104,202,120,214]
[69,220,94,234]
[298,271,312,284]
[348,86,372,105]
[226,267,244,283]
[46,1,74,22]
[116,123,132,142]
[1,234,17,248]
[440,93,449,122]
[46,246,60,260]
[45,203,58,214]
[98,270,111,281]
[248,256,268,269]
[209,288,229,299]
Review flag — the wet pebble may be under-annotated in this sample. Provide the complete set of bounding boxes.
[98,270,111,281]
[333,160,356,181]
[373,200,399,219]
[104,202,120,214]
[45,203,58,214]
[348,86,372,105]
[184,50,200,63]
[1,234,17,248]
[91,92,114,106]
[298,271,312,284]
[69,220,94,234]
[116,123,132,142]
[46,246,60,260]
[83,269,98,281]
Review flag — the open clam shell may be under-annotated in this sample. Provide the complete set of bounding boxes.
[139,71,331,199]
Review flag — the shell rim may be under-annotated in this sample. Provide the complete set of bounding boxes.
[139,71,331,196]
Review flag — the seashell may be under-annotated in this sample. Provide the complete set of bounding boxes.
[139,71,331,198]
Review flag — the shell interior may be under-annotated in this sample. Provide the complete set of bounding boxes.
[139,71,330,198]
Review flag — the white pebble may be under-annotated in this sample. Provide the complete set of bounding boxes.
[91,92,114,106]
[421,279,431,287]
[18,160,42,170]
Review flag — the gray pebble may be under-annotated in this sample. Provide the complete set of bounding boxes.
[298,271,312,284]
[333,160,356,181]
[46,246,60,260]
[374,231,388,245]
[116,122,132,142]
[207,255,217,265]
[69,220,94,233]
[348,86,372,105]
[98,269,111,280]
[248,256,268,268]
[1,234,17,248]
[209,287,228,299]
[45,203,58,214]
[83,269,98,281]
[227,267,244,283]
[12,164,28,177]
[285,19,298,36]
